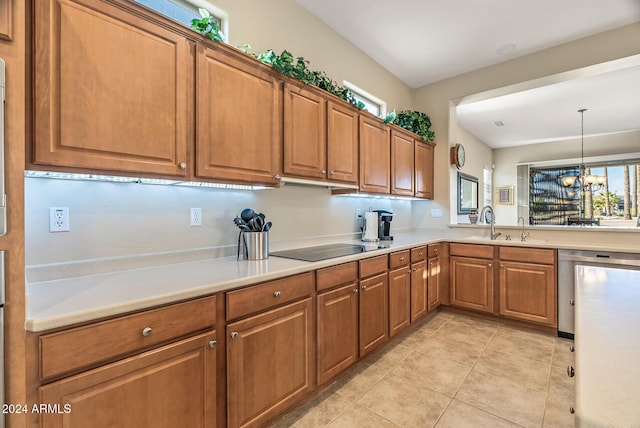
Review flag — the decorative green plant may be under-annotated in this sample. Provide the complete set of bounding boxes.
[191,8,224,42]
[393,110,435,141]
[190,10,434,126]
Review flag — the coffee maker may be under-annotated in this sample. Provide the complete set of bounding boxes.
[373,210,394,241]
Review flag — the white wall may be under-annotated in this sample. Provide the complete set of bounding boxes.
[412,23,640,228]
[25,178,413,265]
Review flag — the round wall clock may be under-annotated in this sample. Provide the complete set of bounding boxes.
[450,143,465,169]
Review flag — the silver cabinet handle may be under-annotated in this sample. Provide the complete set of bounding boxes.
[500,264,505,269]
[209,340,217,348]
[413,267,418,272]
[329,170,335,175]
[273,290,282,297]
[361,285,367,291]
[353,288,358,294]
[570,299,575,306]
[569,407,575,414]
[321,169,326,174]
[418,252,423,256]
[429,261,434,266]
[231,332,239,340]
[274,174,281,180]
[488,263,492,267]
[567,365,575,377]
[142,327,152,337]
[179,162,187,170]
[570,345,575,352]
[399,256,405,262]
[433,248,438,253]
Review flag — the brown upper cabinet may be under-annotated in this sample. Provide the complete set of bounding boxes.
[415,141,435,199]
[283,83,327,180]
[359,114,391,194]
[33,0,192,177]
[327,101,359,183]
[283,83,358,183]
[391,128,415,196]
[0,0,12,40]
[196,44,282,185]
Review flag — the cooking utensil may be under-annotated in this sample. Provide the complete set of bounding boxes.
[241,208,256,222]
[262,221,272,232]
[233,216,245,227]
[253,216,264,231]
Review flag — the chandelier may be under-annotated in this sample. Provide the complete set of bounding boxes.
[561,109,606,189]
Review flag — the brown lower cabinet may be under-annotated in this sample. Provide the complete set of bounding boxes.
[316,283,359,385]
[427,255,441,312]
[226,270,316,428]
[359,272,389,357]
[388,265,411,337]
[38,332,217,428]
[410,260,428,320]
[450,255,495,313]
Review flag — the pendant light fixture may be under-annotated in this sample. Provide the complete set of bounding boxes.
[561,109,606,189]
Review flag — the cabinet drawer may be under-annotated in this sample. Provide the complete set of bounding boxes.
[499,246,556,265]
[450,243,494,259]
[227,272,315,320]
[411,246,427,263]
[359,255,388,278]
[40,295,216,379]
[317,262,357,292]
[389,250,410,269]
[428,244,440,258]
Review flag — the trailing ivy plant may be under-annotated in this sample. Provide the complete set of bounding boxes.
[393,110,436,141]
[191,8,224,42]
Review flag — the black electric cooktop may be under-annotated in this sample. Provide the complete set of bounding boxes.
[270,243,378,262]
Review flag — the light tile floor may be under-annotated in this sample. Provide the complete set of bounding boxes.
[270,310,575,428]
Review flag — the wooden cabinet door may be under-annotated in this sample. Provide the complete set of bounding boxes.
[0,0,11,41]
[317,283,358,385]
[39,332,217,428]
[327,101,359,183]
[450,256,494,313]
[391,129,414,196]
[499,261,557,326]
[389,267,411,337]
[359,115,390,193]
[196,45,281,186]
[415,141,434,199]
[427,257,441,312]
[227,298,314,428]
[284,84,327,179]
[33,0,191,176]
[411,260,428,321]
[359,273,389,357]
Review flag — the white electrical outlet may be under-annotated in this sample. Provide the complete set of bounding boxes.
[49,207,70,232]
[190,208,202,226]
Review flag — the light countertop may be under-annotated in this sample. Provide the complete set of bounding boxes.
[574,265,640,427]
[26,229,640,332]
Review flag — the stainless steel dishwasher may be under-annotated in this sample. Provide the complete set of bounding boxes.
[558,249,640,338]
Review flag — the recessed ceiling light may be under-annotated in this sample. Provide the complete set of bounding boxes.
[495,44,516,55]
[494,120,505,127]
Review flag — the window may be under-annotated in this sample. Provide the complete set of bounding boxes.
[528,162,640,226]
[342,81,386,117]
[134,0,228,41]
[483,168,492,208]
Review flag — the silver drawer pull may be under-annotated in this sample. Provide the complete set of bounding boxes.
[142,327,153,337]
[273,290,282,297]
[399,257,405,262]
[570,345,575,352]
[231,332,239,339]
[353,288,358,294]
[567,365,575,377]
[570,299,575,306]
[209,340,217,348]
[362,285,367,291]
[488,263,492,267]
[179,162,187,170]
